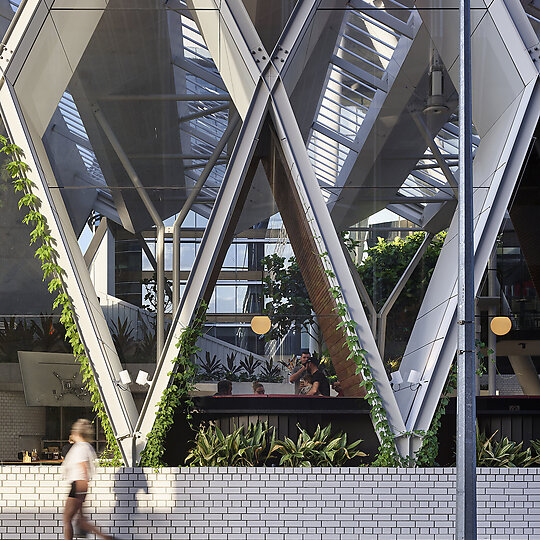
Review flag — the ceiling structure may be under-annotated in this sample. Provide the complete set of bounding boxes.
[1,0,539,463]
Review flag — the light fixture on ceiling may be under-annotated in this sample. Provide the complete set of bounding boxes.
[424,51,448,115]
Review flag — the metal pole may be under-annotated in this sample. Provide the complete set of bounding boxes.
[457,0,477,537]
[94,108,165,359]
[172,114,240,313]
[488,247,497,395]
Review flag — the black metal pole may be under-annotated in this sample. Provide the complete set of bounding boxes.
[457,0,477,538]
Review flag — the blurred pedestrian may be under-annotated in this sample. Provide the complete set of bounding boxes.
[61,419,115,540]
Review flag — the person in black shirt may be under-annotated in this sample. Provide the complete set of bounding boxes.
[304,357,330,396]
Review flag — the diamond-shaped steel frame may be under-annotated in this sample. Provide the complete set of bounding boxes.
[1,0,538,464]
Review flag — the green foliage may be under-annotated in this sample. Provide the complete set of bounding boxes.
[186,421,277,467]
[198,351,222,380]
[185,421,366,467]
[0,136,122,465]
[475,339,495,376]
[139,303,207,467]
[134,320,157,362]
[110,317,137,363]
[415,363,457,466]
[141,273,172,313]
[530,440,540,458]
[0,317,36,362]
[261,254,318,343]
[476,428,540,467]
[317,248,405,466]
[273,423,366,467]
[239,353,261,379]
[357,232,446,366]
[258,357,283,383]
[223,352,241,380]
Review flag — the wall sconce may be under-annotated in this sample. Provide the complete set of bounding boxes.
[390,370,426,391]
[114,369,132,390]
[136,370,152,386]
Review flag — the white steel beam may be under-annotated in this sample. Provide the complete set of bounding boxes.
[137,0,407,462]
[0,78,139,464]
[397,0,540,446]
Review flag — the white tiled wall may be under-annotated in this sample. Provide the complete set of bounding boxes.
[0,467,539,539]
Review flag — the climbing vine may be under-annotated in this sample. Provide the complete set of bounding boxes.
[317,250,404,466]
[415,362,457,466]
[139,302,207,467]
[0,136,122,465]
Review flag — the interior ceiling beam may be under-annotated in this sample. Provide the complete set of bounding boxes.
[312,121,359,151]
[413,162,458,171]
[179,103,229,123]
[347,0,414,38]
[184,159,227,171]
[126,153,227,160]
[172,57,228,92]
[411,112,458,197]
[100,93,231,102]
[330,54,388,92]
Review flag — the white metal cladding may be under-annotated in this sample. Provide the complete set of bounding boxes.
[1,0,539,463]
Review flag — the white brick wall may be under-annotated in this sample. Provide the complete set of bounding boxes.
[0,467,538,539]
[0,391,46,460]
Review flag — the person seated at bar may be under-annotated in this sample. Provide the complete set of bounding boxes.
[214,379,232,396]
[291,353,330,396]
[252,382,265,395]
[289,349,312,393]
[299,373,315,395]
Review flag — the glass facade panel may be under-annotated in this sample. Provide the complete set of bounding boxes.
[0,0,538,465]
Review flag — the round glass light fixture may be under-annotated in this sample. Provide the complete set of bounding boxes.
[251,315,271,335]
[490,316,511,336]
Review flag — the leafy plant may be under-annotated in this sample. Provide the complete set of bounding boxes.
[141,273,172,313]
[476,428,540,467]
[260,254,320,347]
[1,136,122,464]
[239,353,261,380]
[134,320,157,362]
[314,352,336,383]
[31,314,68,352]
[0,317,35,362]
[318,250,404,466]
[475,339,495,376]
[258,357,283,383]
[415,362,457,466]
[531,439,540,458]
[140,302,207,467]
[185,421,366,467]
[278,355,300,372]
[356,232,445,366]
[110,317,137,363]
[223,352,242,381]
[185,421,277,467]
[273,423,366,467]
[198,351,222,380]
